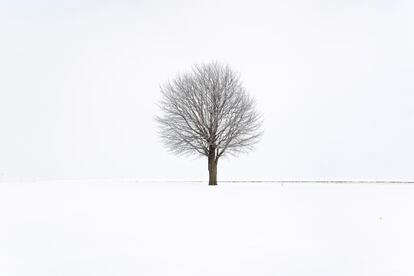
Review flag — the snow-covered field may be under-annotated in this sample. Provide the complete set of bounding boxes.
[1,180,413,276]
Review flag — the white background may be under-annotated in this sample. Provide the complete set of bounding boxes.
[1,0,413,181]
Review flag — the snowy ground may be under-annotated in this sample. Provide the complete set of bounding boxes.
[1,180,413,276]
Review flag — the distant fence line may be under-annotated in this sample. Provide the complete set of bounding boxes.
[130,180,414,184]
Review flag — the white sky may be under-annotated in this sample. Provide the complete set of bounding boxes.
[1,0,413,181]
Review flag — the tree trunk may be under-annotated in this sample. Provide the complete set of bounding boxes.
[208,157,218,186]
[208,146,218,186]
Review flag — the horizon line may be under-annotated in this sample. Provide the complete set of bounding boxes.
[1,178,414,184]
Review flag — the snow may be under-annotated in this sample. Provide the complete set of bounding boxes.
[1,180,414,276]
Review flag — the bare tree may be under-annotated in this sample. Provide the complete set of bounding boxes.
[156,62,262,185]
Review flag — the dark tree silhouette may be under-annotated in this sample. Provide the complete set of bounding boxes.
[156,62,262,185]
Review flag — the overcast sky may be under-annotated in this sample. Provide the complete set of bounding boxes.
[1,0,413,181]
